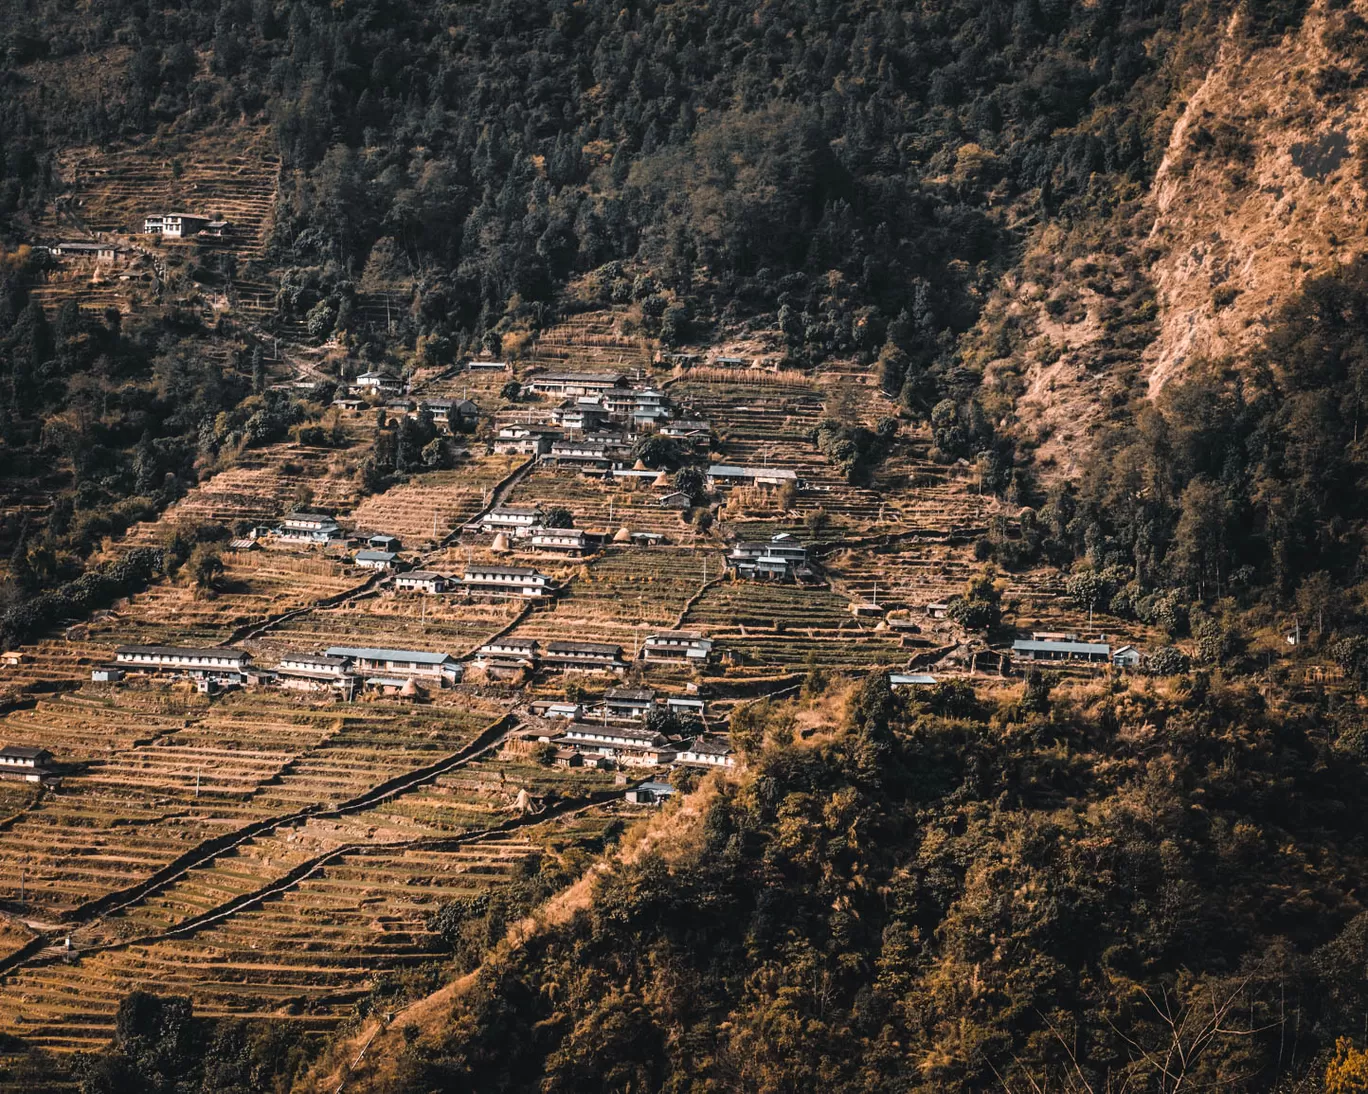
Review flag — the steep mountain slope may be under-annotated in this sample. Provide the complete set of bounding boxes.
[1144,0,1368,393]
[987,0,1368,473]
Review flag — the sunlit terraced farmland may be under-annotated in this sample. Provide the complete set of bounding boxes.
[119,433,369,545]
[500,546,721,654]
[76,748,621,945]
[524,308,650,372]
[683,579,905,672]
[345,456,527,547]
[0,914,36,963]
[501,465,700,539]
[251,592,524,661]
[672,379,910,535]
[102,552,361,646]
[0,688,501,914]
[48,133,279,255]
[0,801,624,1053]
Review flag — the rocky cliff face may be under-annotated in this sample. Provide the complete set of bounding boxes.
[1143,0,1368,395]
[987,0,1368,474]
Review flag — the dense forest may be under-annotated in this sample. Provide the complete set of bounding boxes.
[0,0,1306,596]
[390,672,1368,1092]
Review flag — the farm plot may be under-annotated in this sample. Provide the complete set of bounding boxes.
[49,132,279,255]
[120,435,368,547]
[683,580,905,673]
[0,553,364,699]
[345,456,527,547]
[674,380,895,534]
[500,547,721,654]
[79,748,619,944]
[869,429,997,534]
[105,553,358,647]
[0,914,36,964]
[251,592,523,661]
[0,805,624,1055]
[524,308,649,373]
[820,543,1133,642]
[500,465,696,539]
[820,542,1059,612]
[0,689,498,914]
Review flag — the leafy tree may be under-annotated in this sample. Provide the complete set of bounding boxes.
[1148,646,1190,675]
[673,466,705,502]
[188,545,224,591]
[947,570,1002,633]
[632,435,687,471]
[543,507,574,529]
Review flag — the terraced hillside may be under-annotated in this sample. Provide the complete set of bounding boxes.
[250,593,525,663]
[45,136,279,257]
[119,434,370,545]
[0,688,502,913]
[524,309,650,374]
[500,465,698,539]
[346,456,527,548]
[498,546,721,657]
[683,580,906,673]
[0,742,626,1056]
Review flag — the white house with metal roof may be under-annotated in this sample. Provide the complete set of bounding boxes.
[324,646,463,684]
[460,565,554,598]
[642,631,713,663]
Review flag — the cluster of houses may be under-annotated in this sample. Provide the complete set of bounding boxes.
[525,685,734,771]
[234,513,411,568]
[334,384,482,433]
[473,630,713,679]
[491,370,712,474]
[96,625,714,698]
[96,643,465,697]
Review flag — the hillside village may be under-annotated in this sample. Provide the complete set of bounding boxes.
[0,63,1351,1088]
[0,187,1172,1064]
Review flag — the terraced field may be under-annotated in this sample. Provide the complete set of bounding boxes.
[0,745,625,1056]
[501,465,698,539]
[0,688,500,914]
[120,433,369,545]
[683,579,905,672]
[49,134,279,255]
[251,592,524,662]
[346,456,527,548]
[499,546,721,656]
[524,308,650,373]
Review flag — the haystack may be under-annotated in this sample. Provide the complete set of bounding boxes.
[491,532,510,553]
[613,526,633,543]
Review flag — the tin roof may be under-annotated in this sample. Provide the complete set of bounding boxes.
[325,647,456,665]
